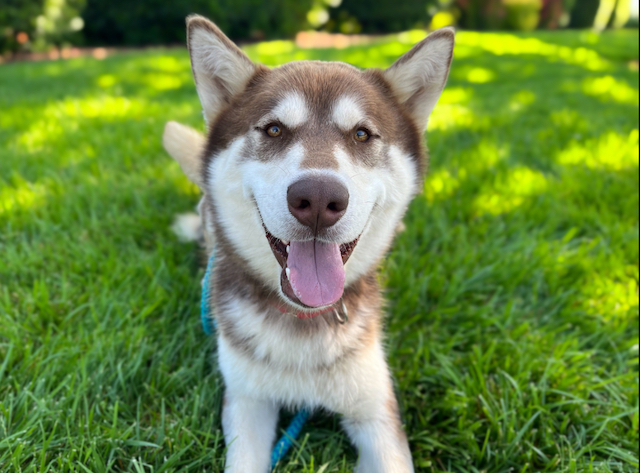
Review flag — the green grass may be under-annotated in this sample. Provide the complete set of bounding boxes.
[0,27,638,472]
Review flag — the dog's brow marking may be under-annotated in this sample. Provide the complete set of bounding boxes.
[332,96,364,131]
[272,93,309,128]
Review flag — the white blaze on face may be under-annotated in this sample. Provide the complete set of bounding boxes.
[208,91,419,300]
[331,96,365,131]
[269,93,309,128]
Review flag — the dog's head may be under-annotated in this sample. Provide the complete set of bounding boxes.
[172,16,454,313]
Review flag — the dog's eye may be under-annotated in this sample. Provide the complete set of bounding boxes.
[354,129,369,142]
[266,125,282,137]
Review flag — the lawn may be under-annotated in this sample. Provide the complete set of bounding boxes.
[0,28,638,473]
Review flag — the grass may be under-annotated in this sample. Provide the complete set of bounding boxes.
[0,27,638,472]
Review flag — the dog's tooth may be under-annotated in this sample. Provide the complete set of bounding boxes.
[285,268,291,280]
[282,239,289,245]
[286,245,290,253]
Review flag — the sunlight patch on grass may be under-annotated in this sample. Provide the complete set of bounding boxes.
[15,96,148,152]
[60,96,142,119]
[428,104,480,132]
[152,55,189,73]
[474,166,548,215]
[97,74,117,88]
[456,32,611,71]
[98,71,186,91]
[557,130,639,171]
[140,73,185,91]
[379,41,411,58]
[582,76,639,105]
[468,141,508,171]
[0,179,46,216]
[16,116,65,153]
[439,87,474,105]
[466,67,496,84]
[256,40,296,57]
[397,30,428,45]
[425,169,460,202]
[582,274,639,323]
[509,90,536,111]
[248,40,297,65]
[425,141,506,202]
[344,48,390,68]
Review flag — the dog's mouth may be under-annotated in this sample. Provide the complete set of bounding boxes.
[265,228,359,309]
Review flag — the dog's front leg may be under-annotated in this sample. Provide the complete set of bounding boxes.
[342,391,414,473]
[339,357,414,473]
[222,393,279,473]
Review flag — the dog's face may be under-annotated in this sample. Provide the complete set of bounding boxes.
[180,16,454,312]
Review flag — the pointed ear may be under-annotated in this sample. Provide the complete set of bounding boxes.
[187,15,258,125]
[163,121,206,188]
[384,28,455,132]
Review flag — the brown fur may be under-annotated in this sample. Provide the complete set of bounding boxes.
[203,62,428,183]
[168,16,455,471]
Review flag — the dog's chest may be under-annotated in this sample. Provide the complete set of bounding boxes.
[216,298,383,410]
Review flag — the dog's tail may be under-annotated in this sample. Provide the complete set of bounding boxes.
[163,121,206,187]
[171,212,203,244]
[163,121,212,247]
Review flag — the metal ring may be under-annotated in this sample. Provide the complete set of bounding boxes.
[334,300,348,324]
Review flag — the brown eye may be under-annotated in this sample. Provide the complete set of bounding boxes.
[354,129,369,142]
[266,125,282,137]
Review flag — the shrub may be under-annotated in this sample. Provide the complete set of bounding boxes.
[568,0,601,27]
[325,0,437,34]
[503,0,544,31]
[34,0,86,50]
[81,0,314,46]
[456,0,508,30]
[540,0,577,29]
[0,0,41,54]
[1,0,86,55]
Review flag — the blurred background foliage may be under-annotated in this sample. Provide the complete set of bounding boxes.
[1,0,638,55]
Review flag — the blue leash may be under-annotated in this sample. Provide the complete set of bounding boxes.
[200,252,309,469]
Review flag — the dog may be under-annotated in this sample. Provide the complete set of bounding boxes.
[163,15,454,473]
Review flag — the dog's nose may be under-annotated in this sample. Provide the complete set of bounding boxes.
[287,178,349,232]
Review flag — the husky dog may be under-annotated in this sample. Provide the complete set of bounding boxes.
[163,15,454,473]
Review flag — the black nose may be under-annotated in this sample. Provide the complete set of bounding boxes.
[287,177,349,232]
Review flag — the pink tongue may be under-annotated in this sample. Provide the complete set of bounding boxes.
[288,240,345,308]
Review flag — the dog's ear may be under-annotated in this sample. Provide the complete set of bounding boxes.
[163,121,206,188]
[187,15,257,125]
[384,28,455,132]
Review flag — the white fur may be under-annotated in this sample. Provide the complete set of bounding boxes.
[332,96,365,131]
[166,18,455,473]
[222,395,279,473]
[269,93,309,128]
[207,135,416,295]
[204,103,418,473]
[218,298,413,473]
[384,28,455,131]
[163,121,206,187]
[171,213,202,242]
[188,20,256,125]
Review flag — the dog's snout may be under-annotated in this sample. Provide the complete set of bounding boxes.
[287,178,349,232]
